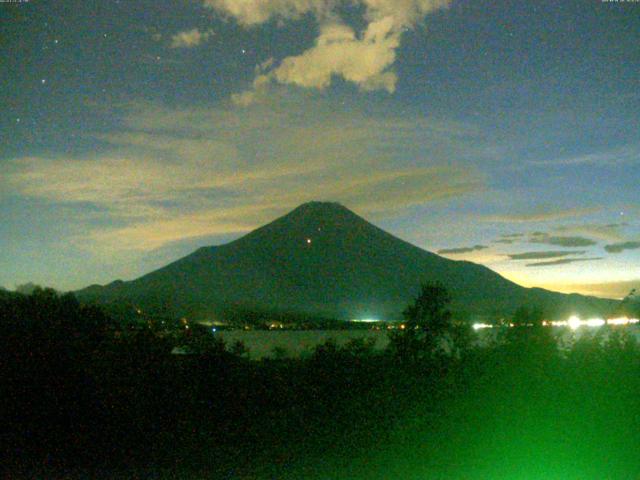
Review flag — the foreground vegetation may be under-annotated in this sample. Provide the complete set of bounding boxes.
[2,286,640,479]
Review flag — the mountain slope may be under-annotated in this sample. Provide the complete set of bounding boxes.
[78,202,616,321]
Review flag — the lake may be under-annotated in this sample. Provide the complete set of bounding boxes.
[216,329,390,359]
[215,324,640,359]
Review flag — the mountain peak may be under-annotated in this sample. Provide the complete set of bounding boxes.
[238,200,368,246]
[291,201,351,215]
[77,201,616,321]
[264,201,364,230]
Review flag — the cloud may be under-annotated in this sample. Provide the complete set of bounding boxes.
[554,222,628,243]
[2,100,484,252]
[526,258,603,268]
[264,20,398,93]
[529,232,597,248]
[89,205,278,251]
[482,207,600,223]
[170,28,214,48]
[507,250,586,260]
[204,0,451,28]
[202,0,332,25]
[437,245,488,255]
[532,144,640,167]
[202,0,451,103]
[604,241,640,253]
[493,232,524,244]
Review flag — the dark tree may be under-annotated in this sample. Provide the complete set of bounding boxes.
[503,304,556,359]
[403,282,453,333]
[389,282,455,362]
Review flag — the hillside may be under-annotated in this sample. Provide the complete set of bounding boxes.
[77,202,616,321]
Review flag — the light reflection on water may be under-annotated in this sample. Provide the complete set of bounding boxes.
[217,323,640,359]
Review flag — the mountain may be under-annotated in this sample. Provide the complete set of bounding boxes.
[77,201,616,322]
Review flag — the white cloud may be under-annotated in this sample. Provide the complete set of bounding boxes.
[201,0,451,102]
[270,19,399,92]
[362,0,451,27]
[202,0,333,25]
[170,28,214,48]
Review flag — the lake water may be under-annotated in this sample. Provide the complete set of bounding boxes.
[215,325,640,359]
[217,329,389,359]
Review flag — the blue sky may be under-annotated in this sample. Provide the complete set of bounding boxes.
[1,0,639,297]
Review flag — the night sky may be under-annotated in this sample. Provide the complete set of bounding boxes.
[1,0,639,298]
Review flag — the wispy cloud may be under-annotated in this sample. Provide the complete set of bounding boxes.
[508,250,586,260]
[493,232,524,244]
[170,28,215,48]
[529,232,597,248]
[532,144,640,167]
[526,258,603,268]
[605,241,640,253]
[482,207,599,224]
[2,99,484,252]
[554,222,628,243]
[437,245,488,255]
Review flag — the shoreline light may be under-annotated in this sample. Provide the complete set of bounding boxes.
[471,316,639,331]
[350,318,380,323]
[567,315,582,331]
[472,323,492,331]
[608,317,640,326]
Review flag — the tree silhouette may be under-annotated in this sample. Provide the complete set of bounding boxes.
[389,282,454,362]
[503,304,556,359]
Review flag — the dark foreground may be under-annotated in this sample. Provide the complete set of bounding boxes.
[3,289,640,479]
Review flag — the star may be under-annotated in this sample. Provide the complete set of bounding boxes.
[241,48,246,54]
[41,79,46,84]
[54,39,59,45]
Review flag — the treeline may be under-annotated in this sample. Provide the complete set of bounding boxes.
[2,286,640,478]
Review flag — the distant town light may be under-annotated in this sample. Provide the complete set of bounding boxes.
[567,315,582,331]
[608,317,640,326]
[585,318,606,328]
[472,323,492,331]
[350,318,379,323]
[474,316,639,331]
[608,317,628,326]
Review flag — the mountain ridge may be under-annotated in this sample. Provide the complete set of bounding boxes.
[77,201,617,321]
